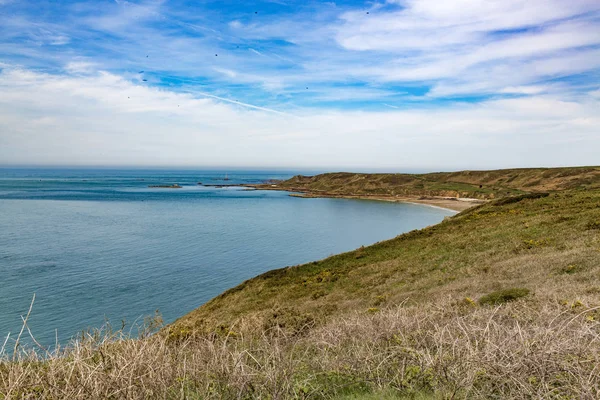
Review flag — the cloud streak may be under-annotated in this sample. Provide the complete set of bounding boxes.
[0,66,598,169]
[2,0,599,102]
[0,0,599,168]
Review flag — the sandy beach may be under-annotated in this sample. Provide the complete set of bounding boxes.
[287,192,483,211]
[245,184,484,212]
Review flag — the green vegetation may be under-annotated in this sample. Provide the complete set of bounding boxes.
[173,188,600,335]
[2,167,600,399]
[478,288,530,305]
[587,220,600,230]
[261,166,600,199]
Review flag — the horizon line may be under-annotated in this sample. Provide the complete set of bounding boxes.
[0,164,598,174]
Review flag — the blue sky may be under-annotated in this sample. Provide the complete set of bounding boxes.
[0,0,599,169]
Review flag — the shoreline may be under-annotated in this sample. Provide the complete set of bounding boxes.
[291,193,481,212]
[246,185,483,212]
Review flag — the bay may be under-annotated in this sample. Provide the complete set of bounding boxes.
[0,168,454,346]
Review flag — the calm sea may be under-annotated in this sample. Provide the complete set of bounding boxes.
[0,168,454,347]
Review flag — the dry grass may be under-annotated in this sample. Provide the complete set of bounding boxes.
[2,185,600,398]
[2,297,600,399]
[174,189,600,335]
[262,166,600,200]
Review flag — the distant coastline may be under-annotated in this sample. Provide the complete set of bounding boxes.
[246,167,600,212]
[148,184,182,188]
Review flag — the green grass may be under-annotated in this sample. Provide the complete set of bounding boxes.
[172,188,600,336]
[265,166,600,200]
[478,288,531,305]
[336,389,435,399]
[3,168,600,399]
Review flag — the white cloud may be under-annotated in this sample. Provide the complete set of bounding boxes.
[213,67,237,79]
[48,35,70,45]
[3,0,598,102]
[499,86,549,95]
[86,0,164,31]
[0,66,598,169]
[229,20,242,29]
[382,0,600,32]
[65,61,98,74]
[333,0,600,96]
[1,0,599,170]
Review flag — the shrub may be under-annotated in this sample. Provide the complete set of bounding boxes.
[373,295,387,306]
[586,220,600,230]
[561,264,580,274]
[521,239,549,249]
[493,192,549,206]
[479,288,530,306]
[262,306,315,335]
[462,297,477,307]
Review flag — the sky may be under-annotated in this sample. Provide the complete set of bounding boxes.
[0,0,599,171]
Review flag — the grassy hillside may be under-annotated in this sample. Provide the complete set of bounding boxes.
[262,166,600,200]
[172,189,600,337]
[3,172,600,399]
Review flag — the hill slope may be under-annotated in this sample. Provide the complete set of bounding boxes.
[4,172,600,399]
[173,189,600,335]
[258,166,600,200]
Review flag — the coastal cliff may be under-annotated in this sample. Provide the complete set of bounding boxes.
[4,166,600,399]
[257,166,599,196]
[172,188,599,336]
[249,166,600,211]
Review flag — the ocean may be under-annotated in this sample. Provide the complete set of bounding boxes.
[0,168,455,347]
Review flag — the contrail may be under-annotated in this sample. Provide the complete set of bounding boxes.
[194,90,297,117]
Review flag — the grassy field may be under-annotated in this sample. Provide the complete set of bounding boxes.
[260,166,600,199]
[2,168,600,399]
[173,189,600,336]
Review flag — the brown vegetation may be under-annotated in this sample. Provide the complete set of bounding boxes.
[174,188,600,336]
[256,166,600,200]
[2,167,600,398]
[2,299,600,399]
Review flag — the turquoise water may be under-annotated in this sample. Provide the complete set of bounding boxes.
[0,168,454,347]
